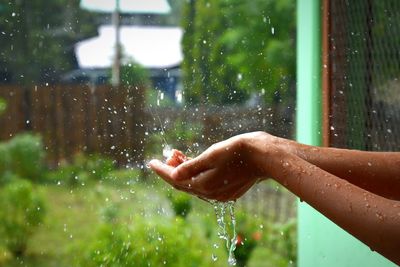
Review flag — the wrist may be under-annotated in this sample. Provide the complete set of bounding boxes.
[242,132,287,178]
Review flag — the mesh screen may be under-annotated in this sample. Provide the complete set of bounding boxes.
[329,0,400,151]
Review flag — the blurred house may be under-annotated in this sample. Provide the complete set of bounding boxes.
[62,25,183,101]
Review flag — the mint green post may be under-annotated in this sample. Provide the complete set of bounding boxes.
[296,0,396,266]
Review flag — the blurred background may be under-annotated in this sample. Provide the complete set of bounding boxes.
[0,0,297,266]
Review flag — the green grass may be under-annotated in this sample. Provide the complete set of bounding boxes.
[1,171,296,267]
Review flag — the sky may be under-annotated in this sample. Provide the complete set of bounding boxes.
[75,25,183,69]
[80,0,171,14]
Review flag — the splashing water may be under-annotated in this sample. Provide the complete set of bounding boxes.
[162,145,173,159]
[209,200,237,266]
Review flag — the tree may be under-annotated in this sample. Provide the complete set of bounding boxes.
[0,0,98,85]
[181,0,296,106]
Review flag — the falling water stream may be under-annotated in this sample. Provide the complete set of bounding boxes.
[209,200,238,266]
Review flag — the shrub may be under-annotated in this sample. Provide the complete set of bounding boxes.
[74,153,115,181]
[167,191,193,218]
[0,143,11,185]
[47,162,88,187]
[48,153,115,186]
[232,211,264,267]
[4,133,45,183]
[0,98,6,115]
[82,217,214,267]
[0,179,46,256]
[268,219,297,265]
[100,203,121,224]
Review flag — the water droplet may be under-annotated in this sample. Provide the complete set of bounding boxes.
[211,254,218,261]
[375,212,384,221]
[282,162,289,167]
[271,27,275,34]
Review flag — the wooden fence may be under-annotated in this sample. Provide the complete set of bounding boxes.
[0,85,294,166]
[0,85,146,165]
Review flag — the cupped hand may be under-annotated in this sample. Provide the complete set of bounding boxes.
[149,132,279,202]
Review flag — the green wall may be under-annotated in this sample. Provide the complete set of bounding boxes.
[296,0,397,266]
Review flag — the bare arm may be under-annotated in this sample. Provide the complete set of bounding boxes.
[256,147,400,265]
[275,137,400,200]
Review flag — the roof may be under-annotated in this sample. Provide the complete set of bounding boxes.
[75,25,183,69]
[80,0,171,14]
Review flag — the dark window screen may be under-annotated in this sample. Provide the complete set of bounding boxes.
[329,0,400,151]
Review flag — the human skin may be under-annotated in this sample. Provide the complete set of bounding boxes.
[149,131,400,265]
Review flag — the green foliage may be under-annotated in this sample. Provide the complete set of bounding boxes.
[146,88,176,107]
[268,219,297,265]
[100,203,121,224]
[167,191,193,218]
[119,62,150,87]
[82,217,213,267]
[103,168,143,186]
[0,0,98,84]
[181,0,296,105]
[0,143,11,184]
[0,179,46,256]
[233,211,264,266]
[47,153,115,186]
[1,133,45,183]
[0,98,6,115]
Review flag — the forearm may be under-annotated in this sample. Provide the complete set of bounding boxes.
[260,149,400,265]
[276,137,400,200]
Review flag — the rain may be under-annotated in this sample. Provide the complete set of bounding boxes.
[1,0,399,267]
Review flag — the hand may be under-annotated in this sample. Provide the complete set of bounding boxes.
[149,132,280,201]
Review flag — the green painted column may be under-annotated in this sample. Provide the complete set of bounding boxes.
[296,0,396,266]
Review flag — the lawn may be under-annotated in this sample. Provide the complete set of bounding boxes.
[1,168,296,267]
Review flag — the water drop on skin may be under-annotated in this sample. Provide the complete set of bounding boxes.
[282,162,289,167]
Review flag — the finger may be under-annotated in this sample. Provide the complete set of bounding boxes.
[148,159,179,186]
[171,154,212,180]
[149,159,173,176]
[171,138,236,180]
[149,159,203,194]
[166,149,188,167]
